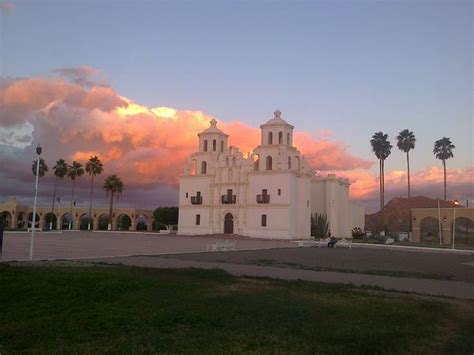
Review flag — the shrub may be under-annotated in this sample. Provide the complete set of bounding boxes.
[351,227,365,239]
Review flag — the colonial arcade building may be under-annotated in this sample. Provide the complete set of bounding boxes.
[178,111,364,239]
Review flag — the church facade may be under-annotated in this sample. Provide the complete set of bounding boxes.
[178,111,364,239]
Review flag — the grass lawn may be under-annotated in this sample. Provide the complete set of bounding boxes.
[1,264,473,354]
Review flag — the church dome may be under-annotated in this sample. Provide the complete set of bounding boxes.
[199,119,228,136]
[260,110,294,129]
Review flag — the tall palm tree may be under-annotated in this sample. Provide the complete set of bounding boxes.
[103,175,123,231]
[433,137,455,200]
[67,161,85,229]
[49,159,68,230]
[32,158,49,177]
[370,132,392,212]
[397,129,416,198]
[85,156,104,230]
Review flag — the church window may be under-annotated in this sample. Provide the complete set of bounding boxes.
[268,132,273,144]
[203,140,208,152]
[266,156,272,171]
[196,214,200,225]
[185,192,188,198]
[278,189,281,196]
[261,214,267,227]
[213,139,217,151]
[278,131,283,144]
[201,161,207,174]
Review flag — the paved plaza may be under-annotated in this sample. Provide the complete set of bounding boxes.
[1,231,295,261]
[3,231,474,299]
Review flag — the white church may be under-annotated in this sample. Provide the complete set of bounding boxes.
[178,110,364,239]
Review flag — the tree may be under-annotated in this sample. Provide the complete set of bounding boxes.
[103,175,123,231]
[370,132,392,212]
[311,213,330,238]
[85,156,104,230]
[433,137,455,200]
[397,129,416,198]
[153,207,178,231]
[49,159,68,230]
[67,161,85,229]
[32,158,49,177]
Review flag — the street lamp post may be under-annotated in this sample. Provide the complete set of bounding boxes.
[437,198,442,245]
[452,199,459,250]
[29,144,42,261]
[57,197,61,231]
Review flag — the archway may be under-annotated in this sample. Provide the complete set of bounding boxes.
[117,214,132,231]
[1,211,12,228]
[98,214,110,230]
[136,215,148,231]
[62,213,72,230]
[454,217,474,245]
[420,217,440,243]
[27,212,40,228]
[17,212,25,229]
[79,214,93,230]
[44,212,58,230]
[224,213,234,234]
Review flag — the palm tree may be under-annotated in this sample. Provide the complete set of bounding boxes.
[67,161,85,229]
[103,175,123,231]
[49,159,68,230]
[85,156,104,230]
[370,132,392,212]
[433,137,455,200]
[32,158,49,177]
[397,129,416,198]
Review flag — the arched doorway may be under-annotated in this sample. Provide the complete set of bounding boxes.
[27,212,40,229]
[420,217,440,243]
[224,213,234,234]
[62,213,72,230]
[44,212,57,230]
[17,212,25,229]
[98,214,109,230]
[454,217,474,245]
[79,214,93,230]
[117,214,132,231]
[1,211,12,228]
[136,215,148,231]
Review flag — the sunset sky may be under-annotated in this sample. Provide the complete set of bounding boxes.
[0,0,472,212]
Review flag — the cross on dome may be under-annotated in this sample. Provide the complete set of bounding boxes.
[274,110,282,119]
[210,118,218,127]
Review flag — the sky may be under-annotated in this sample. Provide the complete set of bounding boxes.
[0,0,472,213]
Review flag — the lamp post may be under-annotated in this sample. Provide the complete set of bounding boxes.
[437,198,442,245]
[452,199,459,249]
[29,144,42,261]
[57,197,61,231]
[73,201,76,230]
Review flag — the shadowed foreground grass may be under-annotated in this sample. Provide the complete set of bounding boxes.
[0,264,473,354]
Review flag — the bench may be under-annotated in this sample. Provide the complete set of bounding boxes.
[319,237,352,249]
[207,240,236,252]
[336,238,352,249]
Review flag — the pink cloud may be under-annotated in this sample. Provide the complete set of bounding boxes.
[1,68,470,211]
